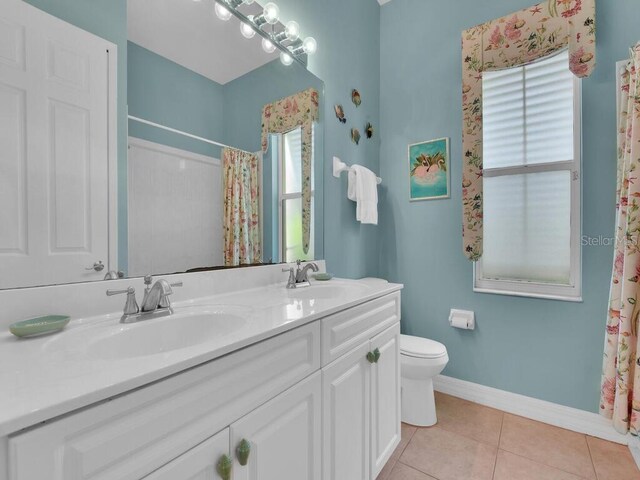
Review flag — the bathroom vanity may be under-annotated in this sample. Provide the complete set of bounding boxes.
[0,265,402,480]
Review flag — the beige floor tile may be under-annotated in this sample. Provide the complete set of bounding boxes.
[587,436,640,480]
[393,423,417,460]
[377,458,397,480]
[377,424,418,480]
[434,392,504,446]
[399,426,497,480]
[500,414,596,479]
[494,450,586,480]
[388,462,437,480]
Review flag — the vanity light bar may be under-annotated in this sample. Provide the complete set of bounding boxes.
[211,0,316,66]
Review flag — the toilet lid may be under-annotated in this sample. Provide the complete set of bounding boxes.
[400,334,447,359]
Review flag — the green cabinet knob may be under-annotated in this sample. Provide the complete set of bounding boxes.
[236,438,251,466]
[366,351,376,363]
[373,348,381,363]
[216,454,232,480]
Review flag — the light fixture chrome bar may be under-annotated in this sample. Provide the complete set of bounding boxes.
[212,0,307,67]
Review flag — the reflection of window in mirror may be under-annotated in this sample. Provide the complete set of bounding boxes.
[277,127,315,263]
[474,49,582,301]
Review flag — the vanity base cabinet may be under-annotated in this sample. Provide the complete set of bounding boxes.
[5,292,402,480]
[7,322,319,480]
[143,428,230,480]
[230,372,322,480]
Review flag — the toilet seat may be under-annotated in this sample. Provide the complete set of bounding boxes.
[400,334,447,359]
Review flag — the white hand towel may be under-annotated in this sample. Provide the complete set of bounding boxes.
[347,165,378,225]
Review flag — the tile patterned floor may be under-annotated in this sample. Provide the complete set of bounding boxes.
[377,392,640,480]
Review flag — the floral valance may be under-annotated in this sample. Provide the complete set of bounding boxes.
[461,0,596,261]
[262,88,319,255]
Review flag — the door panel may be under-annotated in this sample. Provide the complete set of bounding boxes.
[143,428,230,480]
[0,0,111,288]
[231,372,322,480]
[370,323,401,478]
[322,341,371,480]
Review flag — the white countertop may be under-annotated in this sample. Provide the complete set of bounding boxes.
[0,277,402,436]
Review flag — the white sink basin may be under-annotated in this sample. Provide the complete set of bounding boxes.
[44,306,250,360]
[286,282,369,300]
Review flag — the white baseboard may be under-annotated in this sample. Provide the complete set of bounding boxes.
[433,375,629,445]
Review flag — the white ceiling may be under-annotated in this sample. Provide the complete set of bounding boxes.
[128,0,279,85]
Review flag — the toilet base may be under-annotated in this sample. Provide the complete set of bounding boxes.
[401,377,437,427]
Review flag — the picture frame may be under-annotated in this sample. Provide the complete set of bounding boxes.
[408,137,451,201]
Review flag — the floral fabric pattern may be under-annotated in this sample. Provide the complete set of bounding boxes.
[461,0,596,260]
[601,44,640,435]
[223,147,261,267]
[262,88,319,254]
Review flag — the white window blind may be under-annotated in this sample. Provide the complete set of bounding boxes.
[476,49,581,300]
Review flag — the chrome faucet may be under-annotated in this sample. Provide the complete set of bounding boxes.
[283,260,319,289]
[296,260,319,283]
[107,275,183,323]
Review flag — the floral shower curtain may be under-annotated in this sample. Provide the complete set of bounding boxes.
[222,147,261,267]
[262,88,319,255]
[461,0,596,260]
[601,44,640,435]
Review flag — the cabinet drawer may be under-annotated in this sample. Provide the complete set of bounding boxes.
[321,293,400,366]
[8,322,320,480]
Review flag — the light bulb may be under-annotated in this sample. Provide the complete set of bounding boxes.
[214,2,232,21]
[302,36,317,55]
[284,21,300,41]
[280,51,293,66]
[263,2,280,24]
[261,37,276,53]
[240,16,256,38]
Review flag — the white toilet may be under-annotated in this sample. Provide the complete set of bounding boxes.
[400,334,449,427]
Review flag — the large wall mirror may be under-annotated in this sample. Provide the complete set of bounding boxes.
[1,0,325,289]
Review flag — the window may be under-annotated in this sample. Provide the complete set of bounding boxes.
[474,49,582,301]
[278,127,314,263]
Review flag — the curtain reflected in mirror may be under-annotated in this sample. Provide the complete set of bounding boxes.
[223,148,262,267]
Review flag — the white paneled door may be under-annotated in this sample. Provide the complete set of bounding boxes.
[0,0,115,288]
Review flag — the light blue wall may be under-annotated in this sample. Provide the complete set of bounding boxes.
[128,42,226,159]
[223,59,325,262]
[25,0,129,274]
[275,0,381,278]
[379,0,638,412]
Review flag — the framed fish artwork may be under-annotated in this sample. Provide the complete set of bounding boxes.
[408,137,450,201]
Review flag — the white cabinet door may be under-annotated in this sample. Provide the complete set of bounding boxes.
[231,372,322,480]
[322,341,371,480]
[370,324,401,479]
[0,0,113,288]
[143,428,230,480]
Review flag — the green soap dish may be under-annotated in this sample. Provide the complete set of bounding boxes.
[313,273,333,281]
[9,315,70,338]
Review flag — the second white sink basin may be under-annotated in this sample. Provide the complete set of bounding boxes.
[286,282,369,300]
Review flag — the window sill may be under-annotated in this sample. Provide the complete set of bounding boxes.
[473,286,583,303]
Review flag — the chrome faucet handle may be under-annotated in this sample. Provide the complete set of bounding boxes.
[106,286,140,316]
[282,267,296,289]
